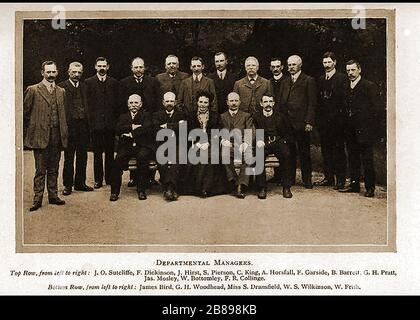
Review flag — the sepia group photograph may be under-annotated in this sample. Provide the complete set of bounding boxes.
[15,6,395,254]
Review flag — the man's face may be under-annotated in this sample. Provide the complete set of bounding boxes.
[95,60,109,76]
[68,66,83,82]
[260,95,275,112]
[190,60,203,75]
[226,93,240,111]
[346,63,361,81]
[131,58,145,78]
[165,57,179,74]
[245,58,259,77]
[42,64,58,82]
[197,96,210,112]
[323,57,336,72]
[287,57,302,75]
[270,60,283,76]
[127,95,142,114]
[215,54,227,72]
[162,92,176,112]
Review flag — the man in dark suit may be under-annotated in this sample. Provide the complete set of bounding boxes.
[315,52,347,190]
[23,61,68,211]
[208,52,237,114]
[153,91,187,201]
[340,60,382,197]
[85,57,120,189]
[155,55,189,102]
[233,56,273,114]
[110,94,155,201]
[253,95,293,199]
[221,92,254,199]
[278,55,317,188]
[58,62,93,196]
[178,56,218,114]
[119,57,159,187]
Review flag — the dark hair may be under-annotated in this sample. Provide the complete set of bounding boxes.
[95,56,108,64]
[261,94,274,101]
[195,90,213,103]
[215,51,227,59]
[41,60,57,72]
[323,51,336,61]
[191,56,204,65]
[270,57,283,64]
[345,59,361,69]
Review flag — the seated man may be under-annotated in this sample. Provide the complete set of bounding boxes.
[253,95,293,199]
[153,91,187,201]
[110,94,155,201]
[220,92,254,199]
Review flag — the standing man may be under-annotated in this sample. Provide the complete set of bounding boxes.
[85,57,120,189]
[208,52,238,114]
[178,56,218,114]
[155,55,189,102]
[58,62,93,196]
[340,60,381,197]
[153,91,187,201]
[233,56,272,114]
[221,92,254,199]
[253,95,294,199]
[278,55,317,188]
[110,94,155,201]
[23,61,68,211]
[315,52,347,189]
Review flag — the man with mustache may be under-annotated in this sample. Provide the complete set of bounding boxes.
[58,62,93,196]
[23,61,68,211]
[156,55,189,103]
[85,57,120,189]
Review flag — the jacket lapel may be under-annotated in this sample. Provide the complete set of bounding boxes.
[37,82,53,105]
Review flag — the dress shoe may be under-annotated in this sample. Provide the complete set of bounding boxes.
[138,191,147,200]
[283,187,293,198]
[333,181,345,190]
[314,178,334,187]
[74,184,94,192]
[201,190,208,198]
[164,190,173,201]
[339,186,360,193]
[29,201,42,212]
[49,197,65,205]
[258,188,267,199]
[171,191,179,201]
[236,185,246,199]
[127,179,137,187]
[109,194,119,201]
[364,188,375,197]
[304,181,313,189]
[63,187,72,196]
[94,182,102,189]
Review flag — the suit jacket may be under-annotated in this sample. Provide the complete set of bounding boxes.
[23,81,68,149]
[155,71,189,100]
[316,71,347,129]
[220,110,254,144]
[270,75,288,104]
[252,109,294,144]
[115,109,155,151]
[152,109,187,139]
[277,72,317,131]
[119,75,159,114]
[343,78,382,144]
[85,75,120,131]
[178,75,218,114]
[233,75,273,114]
[208,70,238,114]
[57,79,89,126]
[187,110,221,144]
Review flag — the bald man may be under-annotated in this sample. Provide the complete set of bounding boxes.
[110,94,155,201]
[152,91,187,201]
[277,55,317,188]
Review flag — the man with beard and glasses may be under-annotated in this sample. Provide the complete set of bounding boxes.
[24,61,68,211]
[85,57,120,189]
[156,55,189,103]
[208,51,238,114]
[58,62,93,196]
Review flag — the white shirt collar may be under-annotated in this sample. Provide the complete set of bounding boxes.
[325,68,336,80]
[97,74,107,82]
[69,79,79,88]
[130,112,137,119]
[229,109,238,116]
[263,109,274,117]
[350,75,362,89]
[166,110,174,117]
[248,75,258,82]
[218,69,227,79]
[42,79,55,89]
[292,70,302,82]
[273,73,283,81]
[193,73,203,82]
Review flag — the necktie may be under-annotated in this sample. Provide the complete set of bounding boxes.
[250,78,255,84]
[49,84,54,93]
[219,72,224,80]
[194,76,199,83]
